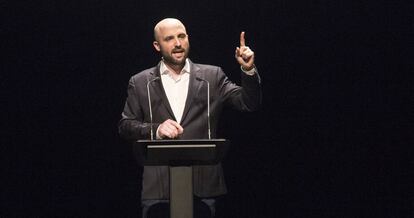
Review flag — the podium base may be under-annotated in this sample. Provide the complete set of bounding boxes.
[170,166,193,218]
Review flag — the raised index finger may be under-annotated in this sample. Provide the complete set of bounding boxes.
[240,31,245,47]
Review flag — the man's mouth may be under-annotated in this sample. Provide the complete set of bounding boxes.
[173,49,185,54]
[172,50,185,58]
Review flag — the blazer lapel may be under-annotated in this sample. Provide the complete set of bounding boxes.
[149,63,176,121]
[180,61,203,125]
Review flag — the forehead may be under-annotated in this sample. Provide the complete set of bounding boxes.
[156,21,187,37]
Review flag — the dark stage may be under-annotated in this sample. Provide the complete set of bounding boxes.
[3,1,412,217]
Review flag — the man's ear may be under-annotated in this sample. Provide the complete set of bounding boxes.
[153,41,160,52]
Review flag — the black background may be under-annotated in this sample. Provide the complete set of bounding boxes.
[2,0,413,217]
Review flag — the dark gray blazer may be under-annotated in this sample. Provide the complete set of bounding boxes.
[119,59,261,199]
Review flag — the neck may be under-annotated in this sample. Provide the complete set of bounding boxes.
[166,64,183,75]
[163,59,186,76]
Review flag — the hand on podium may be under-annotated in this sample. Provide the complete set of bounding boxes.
[157,119,184,139]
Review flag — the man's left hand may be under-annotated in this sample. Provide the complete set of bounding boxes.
[235,31,255,71]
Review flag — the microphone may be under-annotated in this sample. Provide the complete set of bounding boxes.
[196,77,211,140]
[147,77,160,140]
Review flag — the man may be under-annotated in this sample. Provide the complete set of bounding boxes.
[119,18,261,218]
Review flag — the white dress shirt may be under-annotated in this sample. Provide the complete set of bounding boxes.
[159,59,190,124]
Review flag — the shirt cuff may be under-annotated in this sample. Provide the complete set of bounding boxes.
[241,66,256,76]
[156,125,162,139]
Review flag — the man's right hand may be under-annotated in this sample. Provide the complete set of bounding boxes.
[157,119,184,139]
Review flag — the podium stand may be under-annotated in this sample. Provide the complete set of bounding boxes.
[134,139,230,218]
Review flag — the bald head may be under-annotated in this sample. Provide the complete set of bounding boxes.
[154,18,187,41]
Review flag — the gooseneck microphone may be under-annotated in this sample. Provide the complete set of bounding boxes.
[196,77,211,140]
[147,77,160,140]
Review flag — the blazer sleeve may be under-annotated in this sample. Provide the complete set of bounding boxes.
[118,77,157,141]
[217,67,262,112]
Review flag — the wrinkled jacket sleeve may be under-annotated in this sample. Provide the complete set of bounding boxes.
[118,77,157,141]
[217,67,262,112]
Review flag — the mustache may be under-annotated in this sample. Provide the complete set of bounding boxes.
[172,48,185,53]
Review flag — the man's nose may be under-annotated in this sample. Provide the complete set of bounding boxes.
[174,38,181,47]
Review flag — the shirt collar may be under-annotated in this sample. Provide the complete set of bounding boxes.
[160,58,190,76]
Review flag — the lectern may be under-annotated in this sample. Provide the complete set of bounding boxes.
[134,139,230,218]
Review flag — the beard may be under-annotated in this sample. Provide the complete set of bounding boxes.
[161,46,190,67]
